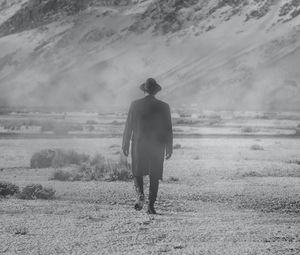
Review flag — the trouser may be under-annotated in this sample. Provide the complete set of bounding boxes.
[134,175,159,206]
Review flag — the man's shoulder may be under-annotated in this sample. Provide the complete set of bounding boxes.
[156,99,170,109]
[131,97,170,109]
[130,98,143,107]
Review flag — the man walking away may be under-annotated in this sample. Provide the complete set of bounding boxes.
[122,78,173,214]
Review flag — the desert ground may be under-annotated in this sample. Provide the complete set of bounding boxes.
[0,111,300,254]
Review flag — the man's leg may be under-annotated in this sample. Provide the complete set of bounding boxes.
[148,175,159,214]
[134,176,144,196]
[134,176,144,210]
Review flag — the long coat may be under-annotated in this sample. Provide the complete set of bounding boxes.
[122,95,173,180]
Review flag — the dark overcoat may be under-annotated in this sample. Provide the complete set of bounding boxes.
[122,95,173,180]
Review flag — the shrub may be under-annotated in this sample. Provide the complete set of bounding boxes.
[46,151,132,182]
[242,171,263,177]
[90,153,106,166]
[167,176,179,182]
[51,150,89,168]
[250,144,264,151]
[242,127,255,133]
[107,154,132,181]
[14,226,28,235]
[30,149,89,168]
[30,149,55,168]
[50,170,72,181]
[288,160,300,165]
[173,144,181,149]
[19,184,55,200]
[51,149,70,168]
[35,187,56,200]
[76,162,102,181]
[108,167,132,181]
[0,182,19,197]
[67,150,89,165]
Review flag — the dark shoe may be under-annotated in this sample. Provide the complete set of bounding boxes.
[134,194,145,211]
[147,205,157,214]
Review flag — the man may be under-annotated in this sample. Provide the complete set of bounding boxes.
[122,78,173,214]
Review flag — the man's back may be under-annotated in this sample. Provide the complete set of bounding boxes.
[132,95,171,144]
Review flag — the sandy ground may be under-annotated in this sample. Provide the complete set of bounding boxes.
[0,137,300,254]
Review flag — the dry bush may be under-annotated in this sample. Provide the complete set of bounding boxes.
[167,176,179,182]
[50,153,132,182]
[30,149,89,168]
[107,156,132,181]
[93,154,131,181]
[242,127,255,133]
[14,226,28,235]
[287,159,300,165]
[250,144,264,151]
[30,149,55,168]
[52,150,89,167]
[19,184,55,200]
[241,171,263,177]
[0,181,19,197]
[50,169,72,181]
[174,118,200,125]
[173,144,181,149]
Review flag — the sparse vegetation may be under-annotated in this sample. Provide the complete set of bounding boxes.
[287,159,300,165]
[50,169,72,181]
[242,127,255,133]
[18,184,55,200]
[173,144,181,149]
[174,118,200,125]
[30,149,55,168]
[167,176,179,182]
[241,171,263,177]
[14,226,28,236]
[30,149,89,168]
[50,153,132,182]
[250,144,264,151]
[0,181,19,197]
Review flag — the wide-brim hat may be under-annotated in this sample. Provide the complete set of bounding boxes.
[140,78,162,94]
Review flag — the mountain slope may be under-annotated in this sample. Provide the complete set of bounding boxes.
[0,0,300,111]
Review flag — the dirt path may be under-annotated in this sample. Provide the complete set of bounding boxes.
[1,187,299,255]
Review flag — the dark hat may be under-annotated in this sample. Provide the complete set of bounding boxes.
[140,78,162,95]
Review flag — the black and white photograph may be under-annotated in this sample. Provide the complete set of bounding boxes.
[0,0,300,254]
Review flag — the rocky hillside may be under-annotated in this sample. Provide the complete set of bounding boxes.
[0,0,300,111]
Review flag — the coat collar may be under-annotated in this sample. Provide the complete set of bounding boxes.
[144,95,156,100]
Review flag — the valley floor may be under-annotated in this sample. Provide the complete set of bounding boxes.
[0,137,300,254]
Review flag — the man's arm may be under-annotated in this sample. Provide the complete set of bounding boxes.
[165,104,173,160]
[122,103,134,157]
